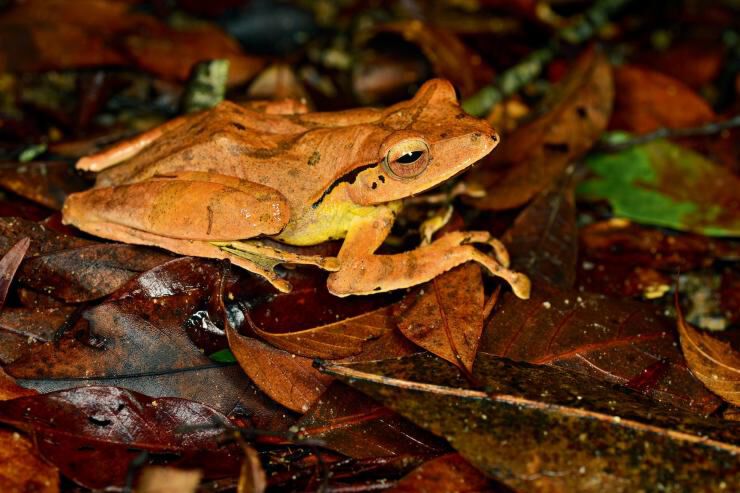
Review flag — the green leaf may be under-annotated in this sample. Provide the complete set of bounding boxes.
[579,138,740,236]
[208,348,237,363]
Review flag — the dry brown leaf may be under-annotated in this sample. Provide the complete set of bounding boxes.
[137,467,202,493]
[237,443,267,493]
[226,325,332,413]
[467,47,613,210]
[395,264,484,374]
[0,237,30,310]
[610,64,716,134]
[676,295,740,406]
[388,453,495,493]
[373,21,494,97]
[0,0,263,84]
[0,429,59,493]
[250,306,392,359]
[0,367,36,401]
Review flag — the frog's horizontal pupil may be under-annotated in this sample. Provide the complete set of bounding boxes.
[397,151,424,164]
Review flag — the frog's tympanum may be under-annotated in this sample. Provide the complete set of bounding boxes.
[63,79,531,298]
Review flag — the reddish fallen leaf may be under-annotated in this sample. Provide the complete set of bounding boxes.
[226,324,333,413]
[577,220,740,298]
[0,0,264,85]
[677,295,740,406]
[634,42,725,89]
[0,237,30,309]
[0,386,241,488]
[468,47,613,210]
[0,161,87,210]
[249,306,391,359]
[0,217,90,258]
[0,367,35,400]
[0,307,74,364]
[480,280,722,414]
[609,64,716,134]
[395,264,484,374]
[7,258,292,425]
[297,383,445,460]
[388,453,496,493]
[501,169,578,288]
[17,243,173,303]
[0,429,59,493]
[370,21,494,97]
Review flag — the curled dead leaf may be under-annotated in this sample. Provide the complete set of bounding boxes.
[676,294,740,406]
[247,306,392,359]
[226,324,332,413]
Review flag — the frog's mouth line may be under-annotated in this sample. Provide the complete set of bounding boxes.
[311,161,380,208]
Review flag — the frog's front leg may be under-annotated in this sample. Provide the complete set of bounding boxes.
[327,207,531,298]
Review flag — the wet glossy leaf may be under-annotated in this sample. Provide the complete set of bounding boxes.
[677,296,740,406]
[7,258,292,425]
[0,161,87,210]
[0,386,241,488]
[320,353,740,493]
[468,48,613,210]
[396,264,484,373]
[297,382,445,460]
[0,429,59,493]
[501,169,578,288]
[0,217,89,258]
[226,324,332,413]
[480,280,722,413]
[18,243,173,302]
[0,307,74,364]
[580,139,740,237]
[388,453,497,493]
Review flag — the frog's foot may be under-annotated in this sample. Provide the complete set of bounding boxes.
[328,209,529,298]
[213,240,340,271]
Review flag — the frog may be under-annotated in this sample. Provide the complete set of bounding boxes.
[62,79,530,299]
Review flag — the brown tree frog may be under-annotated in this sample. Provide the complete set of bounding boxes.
[63,79,530,298]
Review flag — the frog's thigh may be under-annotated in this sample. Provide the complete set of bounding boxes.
[65,220,291,292]
[63,174,290,241]
[328,211,530,299]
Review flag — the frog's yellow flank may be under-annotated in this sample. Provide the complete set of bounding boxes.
[62,79,531,299]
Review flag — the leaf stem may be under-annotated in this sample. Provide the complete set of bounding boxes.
[462,0,634,116]
[597,114,740,152]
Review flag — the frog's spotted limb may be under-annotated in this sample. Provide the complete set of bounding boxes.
[325,206,531,299]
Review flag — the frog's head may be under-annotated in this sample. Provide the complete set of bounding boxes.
[346,79,498,205]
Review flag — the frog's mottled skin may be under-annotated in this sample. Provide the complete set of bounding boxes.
[63,79,530,298]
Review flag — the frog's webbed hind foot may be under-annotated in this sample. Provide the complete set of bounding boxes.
[214,240,340,272]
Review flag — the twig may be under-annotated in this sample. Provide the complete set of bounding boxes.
[462,0,634,116]
[596,115,740,152]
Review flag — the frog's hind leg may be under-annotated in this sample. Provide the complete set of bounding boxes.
[70,221,293,292]
[214,240,339,272]
[76,115,190,172]
[63,172,295,292]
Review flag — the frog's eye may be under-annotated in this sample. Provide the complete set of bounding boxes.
[384,139,430,179]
